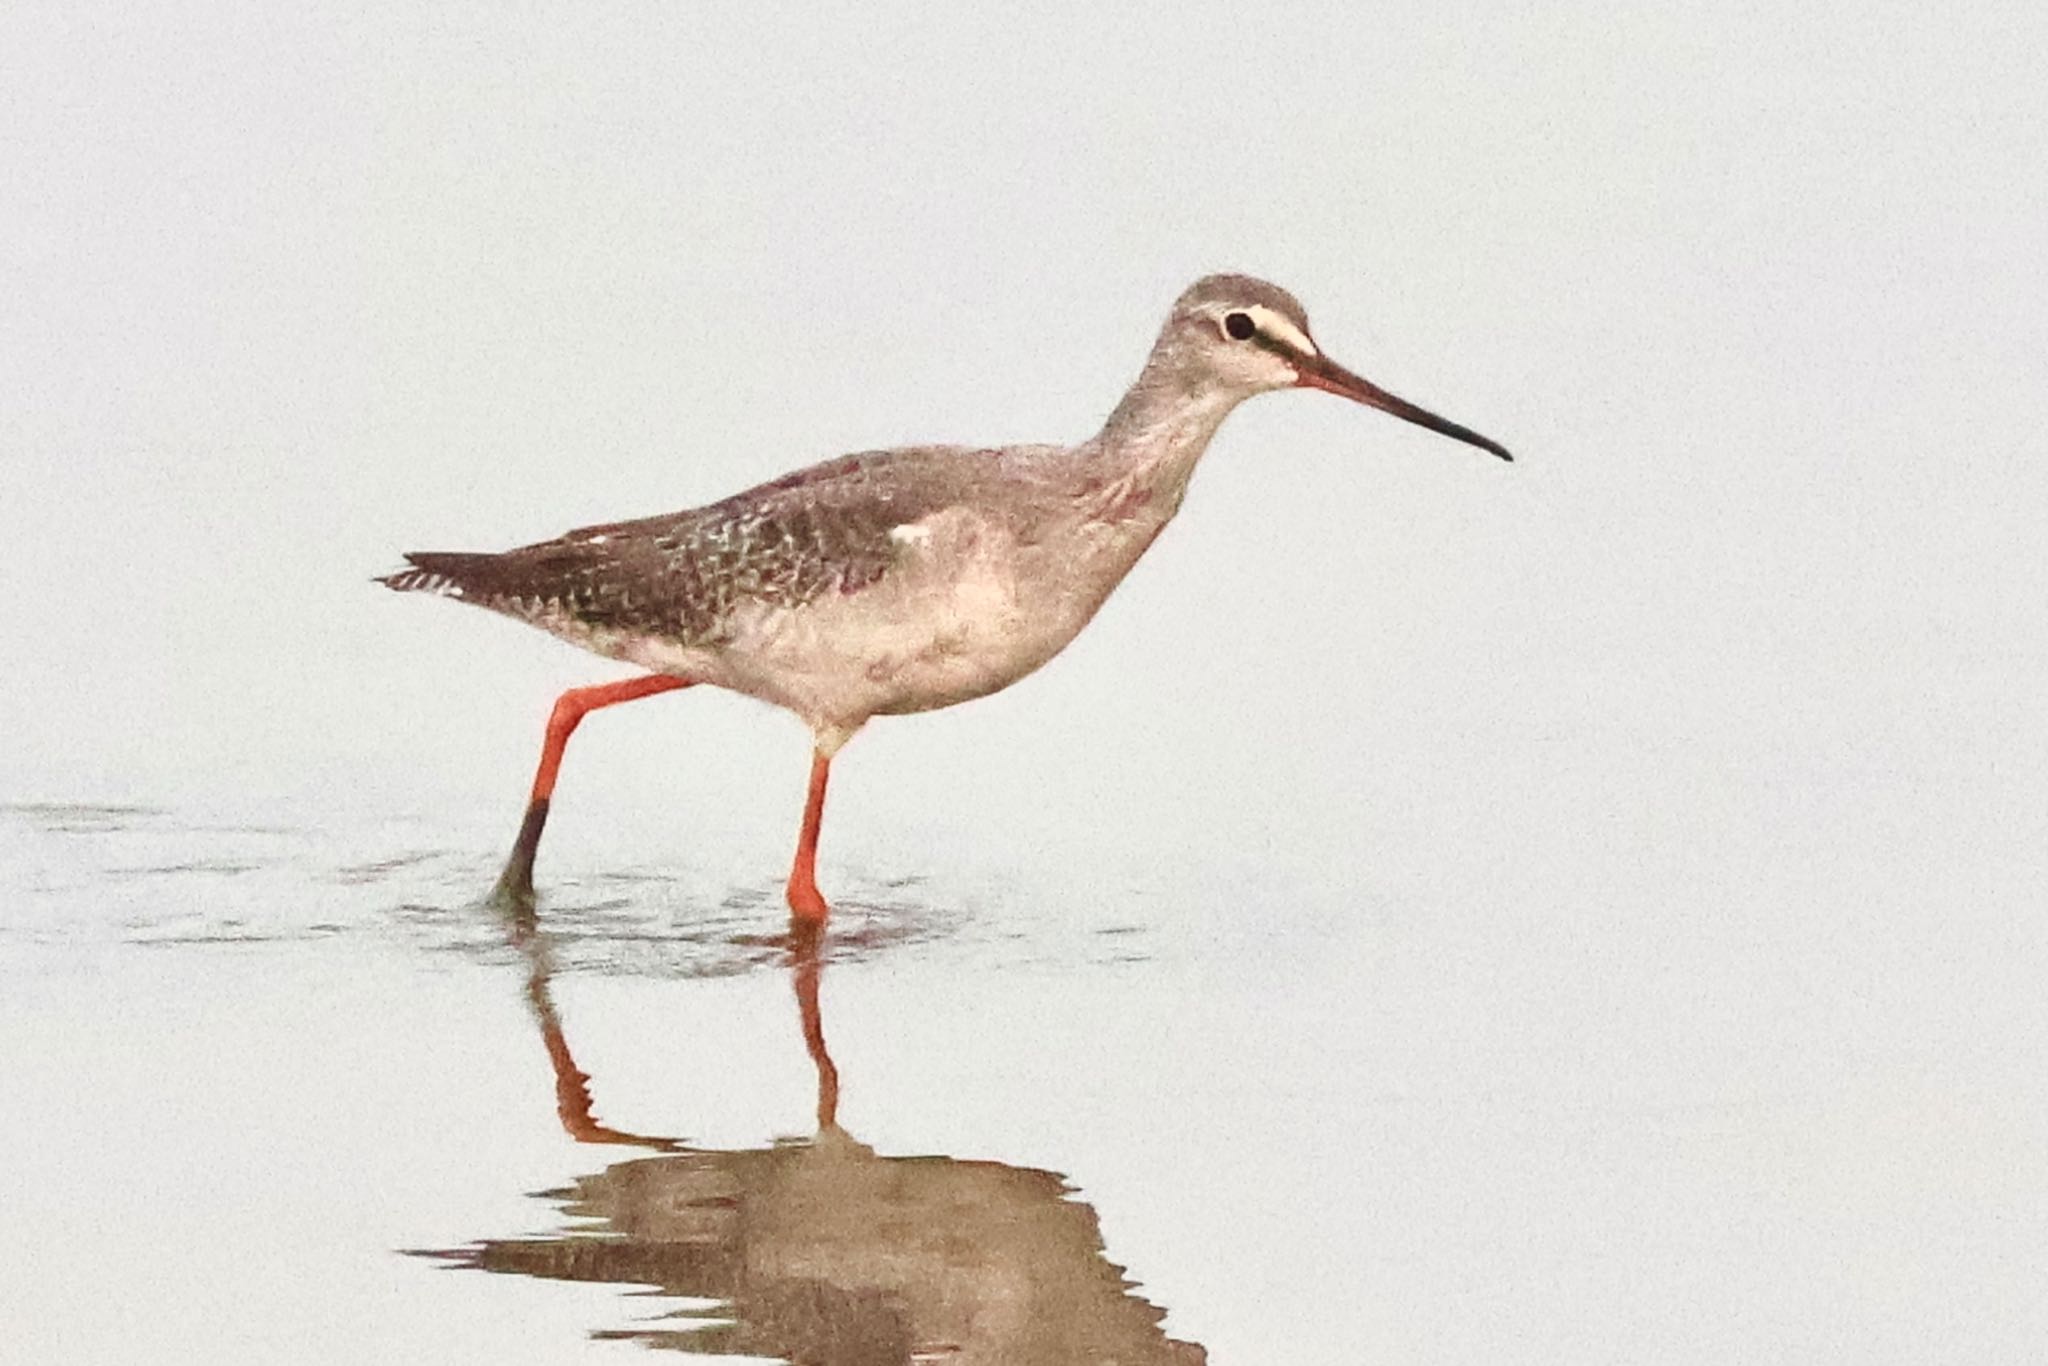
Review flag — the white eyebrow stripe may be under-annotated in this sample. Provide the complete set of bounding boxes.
[1244,304,1317,357]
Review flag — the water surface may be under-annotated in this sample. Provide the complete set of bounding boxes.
[6,715,2043,1365]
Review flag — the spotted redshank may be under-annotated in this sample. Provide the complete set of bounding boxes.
[382,274,1511,920]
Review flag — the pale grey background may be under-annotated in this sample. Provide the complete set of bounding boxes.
[3,3,2045,1363]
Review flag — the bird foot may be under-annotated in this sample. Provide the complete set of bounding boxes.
[785,872,831,927]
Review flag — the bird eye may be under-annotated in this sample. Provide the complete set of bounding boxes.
[1222,311,1256,341]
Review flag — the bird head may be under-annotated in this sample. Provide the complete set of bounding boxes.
[1164,274,1512,462]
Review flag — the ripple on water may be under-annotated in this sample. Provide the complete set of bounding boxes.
[0,799,1170,975]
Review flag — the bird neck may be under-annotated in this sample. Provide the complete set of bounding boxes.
[1087,370,1246,510]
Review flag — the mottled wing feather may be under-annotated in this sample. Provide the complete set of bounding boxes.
[382,446,1009,647]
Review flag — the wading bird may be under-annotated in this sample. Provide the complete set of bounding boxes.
[382,274,1510,921]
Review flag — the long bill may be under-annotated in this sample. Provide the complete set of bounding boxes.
[1295,352,1513,462]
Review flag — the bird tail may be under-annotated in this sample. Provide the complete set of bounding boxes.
[376,551,500,602]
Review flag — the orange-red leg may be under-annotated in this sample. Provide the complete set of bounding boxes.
[494,674,693,900]
[784,750,833,925]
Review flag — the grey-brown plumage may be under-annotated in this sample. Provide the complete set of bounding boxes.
[382,273,1511,912]
[383,449,988,650]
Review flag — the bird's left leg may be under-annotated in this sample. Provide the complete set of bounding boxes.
[494,673,694,903]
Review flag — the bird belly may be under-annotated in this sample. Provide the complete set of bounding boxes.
[599,507,1147,748]
[715,531,1112,734]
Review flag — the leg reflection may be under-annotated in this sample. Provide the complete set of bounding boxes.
[789,918,840,1132]
[503,895,678,1150]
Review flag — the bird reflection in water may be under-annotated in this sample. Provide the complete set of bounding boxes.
[424,900,1206,1363]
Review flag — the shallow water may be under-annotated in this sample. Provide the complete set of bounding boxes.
[2,795,1233,1362]
[5,705,2044,1365]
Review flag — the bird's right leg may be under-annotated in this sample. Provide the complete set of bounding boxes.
[493,674,694,903]
[784,749,835,926]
